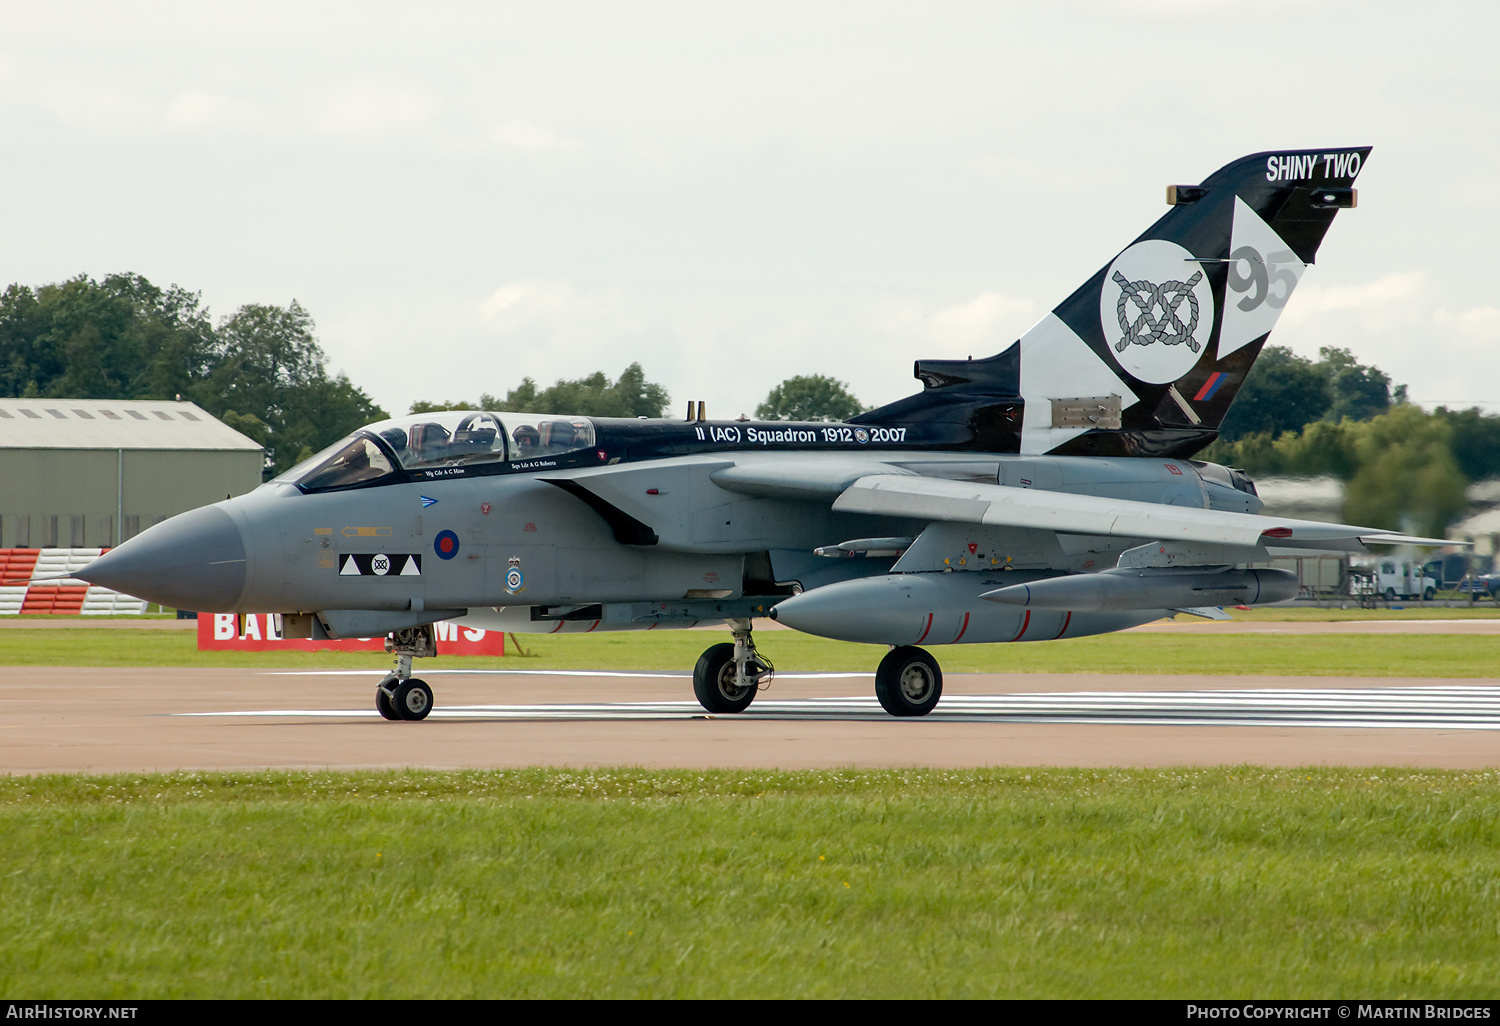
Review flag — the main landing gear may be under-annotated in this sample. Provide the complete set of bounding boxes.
[874,646,943,717]
[690,625,945,718]
[692,618,774,714]
[376,625,438,721]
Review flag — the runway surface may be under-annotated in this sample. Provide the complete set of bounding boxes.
[8,665,1499,774]
[192,678,1500,730]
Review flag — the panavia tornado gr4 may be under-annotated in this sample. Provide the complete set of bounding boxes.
[78,146,1449,720]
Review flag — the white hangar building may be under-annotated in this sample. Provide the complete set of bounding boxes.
[0,398,264,549]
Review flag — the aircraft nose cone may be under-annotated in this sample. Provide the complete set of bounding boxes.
[75,504,248,612]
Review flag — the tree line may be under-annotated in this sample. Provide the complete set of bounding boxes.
[1202,346,1500,536]
[413,371,868,423]
[1217,345,1403,442]
[7,272,1495,536]
[411,363,670,420]
[0,272,871,481]
[0,274,384,477]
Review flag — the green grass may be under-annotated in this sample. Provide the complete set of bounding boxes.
[2,767,1497,998]
[1224,605,1500,620]
[4,626,1499,676]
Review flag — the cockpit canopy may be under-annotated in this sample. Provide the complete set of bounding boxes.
[278,411,597,492]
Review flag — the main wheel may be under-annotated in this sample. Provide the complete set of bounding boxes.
[693,643,757,714]
[875,646,943,717]
[1424,587,1436,601]
[1385,588,1397,602]
[390,678,434,721]
[376,685,400,720]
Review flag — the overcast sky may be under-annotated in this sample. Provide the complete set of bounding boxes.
[3,1,1496,421]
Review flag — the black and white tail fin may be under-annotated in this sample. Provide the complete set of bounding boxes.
[862,148,1370,458]
[1021,146,1369,457]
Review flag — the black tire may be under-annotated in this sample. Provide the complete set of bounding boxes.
[376,685,400,720]
[390,678,434,721]
[1424,587,1436,601]
[693,643,757,714]
[1385,588,1397,602]
[875,646,943,717]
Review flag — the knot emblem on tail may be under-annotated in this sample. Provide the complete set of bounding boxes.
[1099,239,1215,384]
[1111,270,1203,353]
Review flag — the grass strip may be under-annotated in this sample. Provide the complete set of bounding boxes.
[1222,605,1500,620]
[2,767,1497,999]
[3,627,1498,676]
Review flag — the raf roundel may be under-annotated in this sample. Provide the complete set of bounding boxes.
[433,530,460,560]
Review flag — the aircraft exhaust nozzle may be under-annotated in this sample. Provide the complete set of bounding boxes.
[979,568,1299,612]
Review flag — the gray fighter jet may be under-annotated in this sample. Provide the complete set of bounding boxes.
[78,147,1450,720]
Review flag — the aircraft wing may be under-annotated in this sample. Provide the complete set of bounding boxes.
[832,474,1454,551]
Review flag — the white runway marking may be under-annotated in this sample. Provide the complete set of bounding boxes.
[179,686,1500,729]
[259,670,869,679]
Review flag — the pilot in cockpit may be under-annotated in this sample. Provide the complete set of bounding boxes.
[378,427,409,456]
[512,424,540,457]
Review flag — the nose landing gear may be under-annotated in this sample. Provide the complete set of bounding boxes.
[376,624,438,721]
[692,618,773,714]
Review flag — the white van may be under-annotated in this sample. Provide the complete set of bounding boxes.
[1372,559,1438,602]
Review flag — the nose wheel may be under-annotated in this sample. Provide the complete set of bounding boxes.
[692,619,773,714]
[375,624,439,721]
[378,677,433,720]
[693,644,758,713]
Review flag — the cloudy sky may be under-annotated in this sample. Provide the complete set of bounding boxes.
[2,1,1496,420]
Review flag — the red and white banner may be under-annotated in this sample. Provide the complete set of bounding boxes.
[197,613,504,655]
[0,548,146,615]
